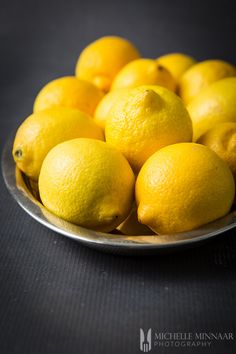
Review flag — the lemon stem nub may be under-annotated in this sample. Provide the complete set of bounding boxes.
[157,64,165,71]
[14,149,22,158]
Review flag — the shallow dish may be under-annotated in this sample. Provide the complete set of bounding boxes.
[2,137,236,255]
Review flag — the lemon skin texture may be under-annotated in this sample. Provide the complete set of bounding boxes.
[13,108,104,181]
[105,85,192,173]
[136,143,235,234]
[111,58,176,92]
[75,36,140,92]
[198,122,236,186]
[179,59,236,104]
[33,76,104,116]
[157,53,196,81]
[188,77,236,141]
[39,138,135,232]
[94,89,130,130]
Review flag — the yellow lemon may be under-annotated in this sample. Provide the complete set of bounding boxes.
[33,76,104,116]
[179,59,236,104]
[198,122,236,186]
[75,36,140,92]
[157,53,196,81]
[111,58,176,91]
[105,85,192,173]
[117,204,153,235]
[136,143,235,234]
[188,77,236,141]
[13,108,104,181]
[39,138,135,232]
[94,89,130,129]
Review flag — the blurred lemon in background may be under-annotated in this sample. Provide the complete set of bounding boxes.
[179,59,236,104]
[13,108,104,180]
[111,58,176,91]
[188,77,236,141]
[157,53,196,81]
[105,85,192,173]
[136,143,235,234]
[33,76,104,116]
[75,36,140,92]
[39,138,135,232]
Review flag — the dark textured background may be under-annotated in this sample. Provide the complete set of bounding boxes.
[1,0,236,353]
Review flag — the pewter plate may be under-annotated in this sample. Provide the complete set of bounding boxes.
[2,138,236,255]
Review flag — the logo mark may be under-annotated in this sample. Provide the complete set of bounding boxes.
[140,328,152,352]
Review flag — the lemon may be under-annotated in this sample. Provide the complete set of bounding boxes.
[117,204,153,235]
[105,85,192,173]
[13,108,104,180]
[179,59,236,104]
[111,58,176,91]
[94,89,130,129]
[188,77,236,141]
[157,53,196,81]
[39,138,135,232]
[198,122,236,186]
[33,76,104,116]
[75,36,140,92]
[136,143,235,234]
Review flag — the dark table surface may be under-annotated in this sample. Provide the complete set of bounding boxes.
[1,0,236,353]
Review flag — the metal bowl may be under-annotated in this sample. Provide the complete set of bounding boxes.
[2,137,236,255]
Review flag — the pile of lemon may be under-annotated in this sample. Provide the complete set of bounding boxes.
[13,36,236,235]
